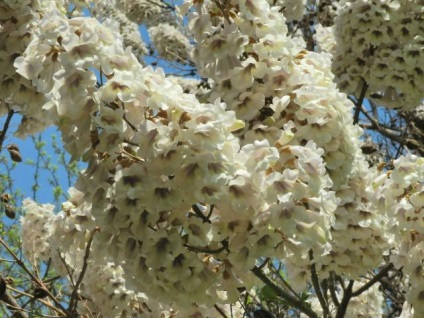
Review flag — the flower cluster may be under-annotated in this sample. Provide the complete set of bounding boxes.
[0,0,51,136]
[332,0,424,109]
[148,23,191,63]
[8,0,424,316]
[94,3,147,61]
[369,154,424,315]
[301,278,384,317]
[21,199,55,264]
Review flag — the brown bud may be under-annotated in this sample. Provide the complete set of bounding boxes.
[6,144,22,162]
[405,138,421,150]
[1,193,10,203]
[361,142,377,155]
[0,278,6,296]
[6,143,18,151]
[33,287,49,299]
[4,204,15,219]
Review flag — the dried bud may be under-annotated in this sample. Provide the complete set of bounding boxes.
[6,144,22,162]
[33,287,49,299]
[0,278,6,296]
[405,138,421,150]
[6,143,18,151]
[1,193,10,203]
[4,204,15,219]
[361,142,377,154]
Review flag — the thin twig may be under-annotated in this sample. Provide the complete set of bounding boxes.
[0,287,29,318]
[0,238,68,315]
[353,78,369,125]
[328,272,340,308]
[192,204,211,223]
[0,109,15,151]
[269,262,303,302]
[308,250,330,317]
[251,266,318,318]
[214,304,229,318]
[352,263,394,297]
[68,227,99,313]
[7,286,64,314]
[335,280,354,318]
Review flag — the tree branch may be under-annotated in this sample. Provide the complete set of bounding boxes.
[0,237,68,316]
[335,280,354,318]
[68,227,99,313]
[353,78,369,125]
[0,287,29,318]
[251,266,318,318]
[0,109,15,152]
[351,263,394,297]
[309,250,330,317]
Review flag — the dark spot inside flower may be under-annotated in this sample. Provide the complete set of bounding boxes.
[280,208,293,219]
[189,223,202,236]
[140,210,149,225]
[126,198,137,207]
[419,290,424,301]
[184,163,199,178]
[154,187,171,199]
[372,30,382,38]
[111,81,129,91]
[415,265,422,277]
[407,50,420,57]
[211,38,226,51]
[377,63,388,70]
[401,27,409,36]
[106,206,118,221]
[122,175,141,186]
[273,74,286,86]
[202,186,217,196]
[358,4,371,13]
[156,237,169,253]
[257,235,270,246]
[222,79,232,90]
[415,67,423,76]
[208,162,224,173]
[75,215,89,223]
[229,185,244,198]
[356,58,366,66]
[173,254,185,268]
[138,257,148,272]
[228,220,239,232]
[391,74,404,82]
[126,238,137,253]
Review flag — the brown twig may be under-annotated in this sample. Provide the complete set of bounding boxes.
[214,304,229,318]
[335,280,354,318]
[353,78,369,125]
[351,263,394,297]
[0,287,29,318]
[309,250,330,317]
[251,266,318,318]
[68,227,99,314]
[0,238,68,316]
[0,109,15,152]
[328,272,340,308]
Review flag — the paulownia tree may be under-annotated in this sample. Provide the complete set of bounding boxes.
[0,0,423,317]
